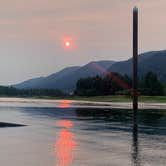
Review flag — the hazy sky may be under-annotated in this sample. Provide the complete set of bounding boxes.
[0,0,166,85]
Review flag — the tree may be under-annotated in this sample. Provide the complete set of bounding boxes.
[75,73,131,96]
[139,72,164,96]
[0,86,66,97]
[75,76,102,96]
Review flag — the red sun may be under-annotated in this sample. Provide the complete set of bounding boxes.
[63,38,73,49]
[65,41,71,47]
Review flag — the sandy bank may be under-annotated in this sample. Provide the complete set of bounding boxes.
[0,97,165,109]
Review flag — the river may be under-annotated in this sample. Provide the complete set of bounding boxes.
[0,99,165,166]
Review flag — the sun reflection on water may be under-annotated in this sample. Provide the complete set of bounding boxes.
[56,120,73,128]
[58,100,72,108]
[55,120,77,166]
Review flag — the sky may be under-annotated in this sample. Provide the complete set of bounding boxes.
[0,0,166,85]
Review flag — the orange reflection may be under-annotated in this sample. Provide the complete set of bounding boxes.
[56,120,73,128]
[55,120,77,166]
[58,100,72,108]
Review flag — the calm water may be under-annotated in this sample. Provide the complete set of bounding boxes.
[0,104,166,165]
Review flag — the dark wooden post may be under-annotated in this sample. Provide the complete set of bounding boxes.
[132,123,140,166]
[133,7,138,126]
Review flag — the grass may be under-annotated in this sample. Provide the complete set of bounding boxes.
[4,95,166,103]
[51,95,166,103]
[62,95,132,102]
[139,96,166,103]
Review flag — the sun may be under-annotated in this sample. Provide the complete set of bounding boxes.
[65,41,70,47]
[63,38,73,49]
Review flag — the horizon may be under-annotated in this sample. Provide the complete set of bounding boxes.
[1,0,166,84]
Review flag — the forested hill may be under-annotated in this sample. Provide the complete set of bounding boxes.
[13,50,166,92]
[14,60,115,91]
[108,50,166,81]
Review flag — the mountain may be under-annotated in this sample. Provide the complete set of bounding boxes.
[108,50,166,81]
[14,66,80,90]
[14,50,166,92]
[14,60,115,91]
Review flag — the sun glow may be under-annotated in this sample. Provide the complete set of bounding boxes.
[55,120,77,166]
[58,100,72,108]
[65,41,70,47]
[63,38,73,49]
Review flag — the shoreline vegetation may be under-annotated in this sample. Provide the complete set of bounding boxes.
[2,95,166,103]
[0,71,165,105]
[55,95,166,103]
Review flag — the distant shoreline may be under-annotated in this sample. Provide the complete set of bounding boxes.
[5,95,165,103]
[0,96,165,109]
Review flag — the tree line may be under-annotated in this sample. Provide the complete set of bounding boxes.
[0,71,164,97]
[0,86,66,97]
[75,71,165,96]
